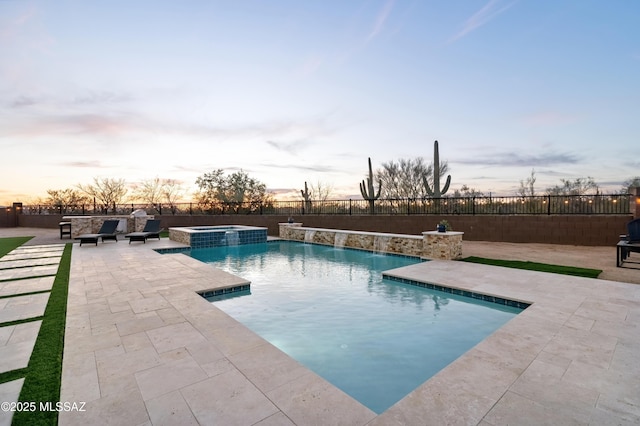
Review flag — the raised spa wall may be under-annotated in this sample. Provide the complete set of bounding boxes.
[279,223,464,260]
[169,226,268,248]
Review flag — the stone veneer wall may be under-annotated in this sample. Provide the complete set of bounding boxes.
[63,216,153,238]
[279,223,456,259]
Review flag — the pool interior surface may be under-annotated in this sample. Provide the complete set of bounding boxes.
[192,241,522,414]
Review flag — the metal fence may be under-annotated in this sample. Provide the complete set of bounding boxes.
[20,194,631,216]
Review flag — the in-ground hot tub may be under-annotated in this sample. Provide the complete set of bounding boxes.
[169,225,268,248]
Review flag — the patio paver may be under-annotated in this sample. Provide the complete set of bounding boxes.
[55,238,640,425]
[2,228,639,424]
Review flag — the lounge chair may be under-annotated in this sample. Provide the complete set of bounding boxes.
[75,220,120,247]
[616,218,640,267]
[124,219,163,244]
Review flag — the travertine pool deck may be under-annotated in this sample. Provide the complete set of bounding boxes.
[0,228,639,424]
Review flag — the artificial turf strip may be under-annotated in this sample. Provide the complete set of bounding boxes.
[0,262,60,270]
[0,368,28,386]
[13,243,72,426]
[0,237,33,258]
[0,275,57,284]
[460,256,602,278]
[0,290,52,300]
[0,316,44,329]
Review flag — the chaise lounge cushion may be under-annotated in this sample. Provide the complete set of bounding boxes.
[124,219,163,244]
[75,220,120,246]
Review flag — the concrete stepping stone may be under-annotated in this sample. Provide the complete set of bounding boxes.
[1,252,62,261]
[0,378,25,426]
[0,321,41,374]
[0,293,49,323]
[11,244,65,253]
[0,265,58,282]
[0,257,62,270]
[0,276,55,297]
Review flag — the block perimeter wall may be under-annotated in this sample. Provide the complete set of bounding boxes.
[14,214,632,246]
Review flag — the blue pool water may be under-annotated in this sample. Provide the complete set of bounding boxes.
[190,241,521,414]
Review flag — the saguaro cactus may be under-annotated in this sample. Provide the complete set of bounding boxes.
[360,157,381,214]
[301,181,312,213]
[424,140,451,198]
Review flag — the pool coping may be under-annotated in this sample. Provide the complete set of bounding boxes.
[59,239,640,425]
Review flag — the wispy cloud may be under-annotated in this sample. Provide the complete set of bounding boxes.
[260,162,341,174]
[0,113,140,138]
[520,111,582,126]
[295,55,325,77]
[59,160,107,168]
[71,91,134,106]
[456,151,580,167]
[0,106,339,145]
[0,4,54,52]
[449,0,517,43]
[0,5,37,43]
[366,0,395,43]
[622,160,640,169]
[297,0,396,77]
[10,95,38,108]
[266,140,313,155]
[7,90,133,109]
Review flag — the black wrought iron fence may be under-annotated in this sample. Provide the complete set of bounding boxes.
[21,194,631,216]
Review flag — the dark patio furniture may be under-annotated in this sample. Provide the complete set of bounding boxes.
[74,220,120,246]
[616,219,640,267]
[124,219,163,244]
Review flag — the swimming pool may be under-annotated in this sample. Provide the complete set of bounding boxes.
[191,241,522,414]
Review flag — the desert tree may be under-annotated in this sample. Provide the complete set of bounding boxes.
[44,188,90,212]
[131,178,164,208]
[517,169,537,197]
[452,184,485,197]
[195,169,225,211]
[131,178,185,213]
[161,179,185,213]
[620,176,640,194]
[77,177,128,212]
[378,158,429,199]
[545,176,601,213]
[377,157,450,200]
[195,169,273,213]
[546,177,599,196]
[309,180,334,201]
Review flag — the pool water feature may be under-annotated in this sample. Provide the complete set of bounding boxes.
[191,241,523,414]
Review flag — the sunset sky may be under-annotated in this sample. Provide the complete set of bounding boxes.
[1,0,638,205]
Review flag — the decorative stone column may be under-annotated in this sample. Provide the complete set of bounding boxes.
[422,231,464,260]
